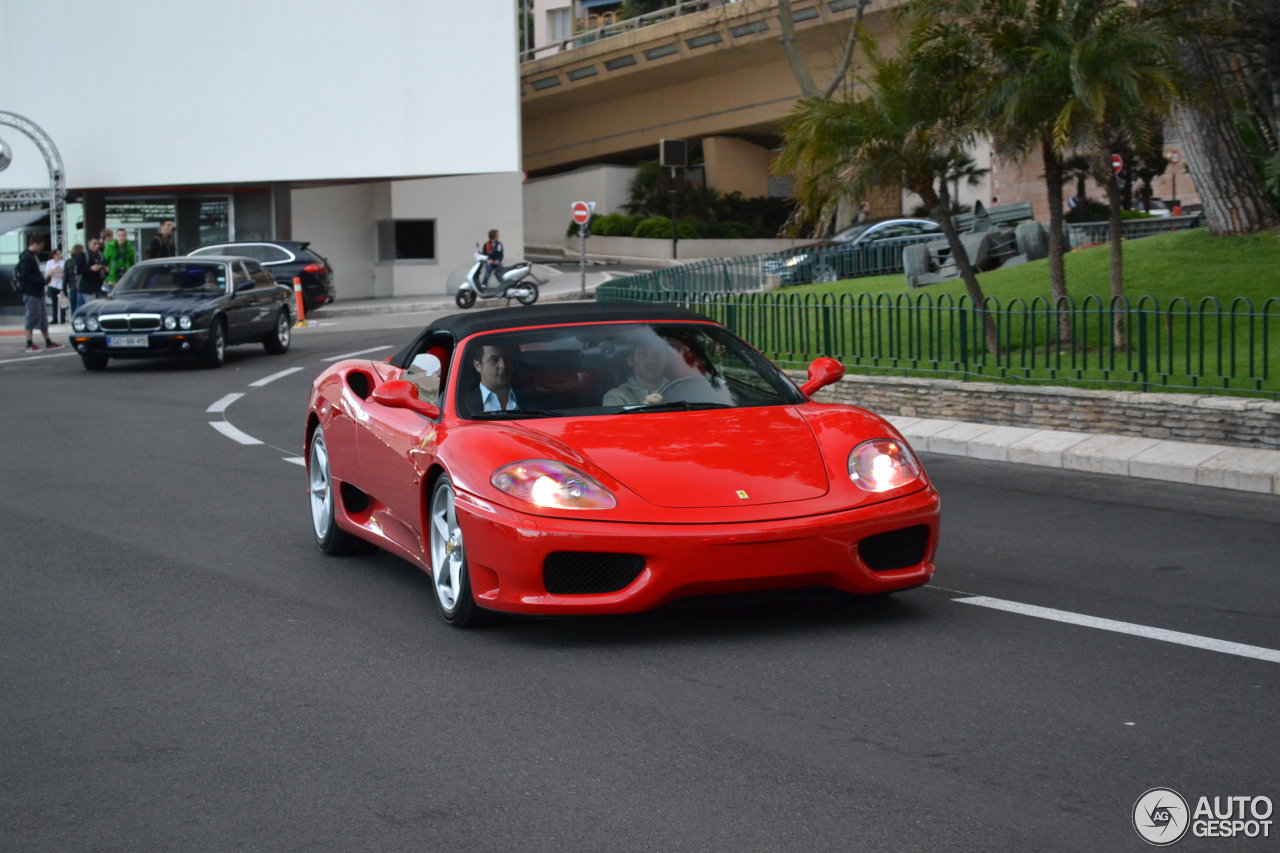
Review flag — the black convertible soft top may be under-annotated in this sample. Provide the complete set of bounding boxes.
[390,302,713,368]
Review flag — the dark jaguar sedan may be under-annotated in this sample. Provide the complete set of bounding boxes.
[69,256,295,371]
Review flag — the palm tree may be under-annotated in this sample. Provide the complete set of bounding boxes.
[1057,0,1185,346]
[776,37,1000,354]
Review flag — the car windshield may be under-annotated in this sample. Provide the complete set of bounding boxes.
[115,262,227,294]
[455,322,805,420]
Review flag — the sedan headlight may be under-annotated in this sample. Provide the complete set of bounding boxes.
[87,317,100,331]
[491,460,616,510]
[179,315,192,330]
[164,315,177,330]
[72,318,86,331]
[848,438,922,492]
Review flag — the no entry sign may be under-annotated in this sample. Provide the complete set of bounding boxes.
[571,201,593,225]
[1169,150,1181,165]
[1111,154,1124,174]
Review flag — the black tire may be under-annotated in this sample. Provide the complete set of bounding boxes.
[80,352,109,371]
[262,310,292,354]
[902,244,932,286]
[309,425,377,556]
[427,475,486,627]
[515,283,539,306]
[199,319,227,368]
[1015,222,1049,261]
[455,289,477,309]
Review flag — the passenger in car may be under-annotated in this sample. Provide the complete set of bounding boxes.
[603,334,670,407]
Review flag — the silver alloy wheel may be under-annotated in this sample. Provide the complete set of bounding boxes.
[277,313,291,347]
[429,479,464,611]
[213,323,226,361]
[309,431,332,540]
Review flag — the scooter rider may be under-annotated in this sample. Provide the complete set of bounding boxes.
[480,229,503,291]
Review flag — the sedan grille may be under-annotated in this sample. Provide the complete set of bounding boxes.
[857,525,930,571]
[543,552,645,595]
[98,313,162,332]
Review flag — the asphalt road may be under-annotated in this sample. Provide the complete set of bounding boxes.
[2,320,1277,852]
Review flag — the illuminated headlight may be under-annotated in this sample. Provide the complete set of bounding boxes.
[72,318,86,331]
[164,315,177,330]
[848,438,922,492]
[87,317,100,331]
[784,255,807,267]
[179,315,192,330]
[491,460,616,510]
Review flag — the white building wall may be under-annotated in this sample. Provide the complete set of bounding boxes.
[523,164,637,248]
[293,171,524,301]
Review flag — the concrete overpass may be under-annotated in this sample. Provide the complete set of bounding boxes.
[519,0,900,202]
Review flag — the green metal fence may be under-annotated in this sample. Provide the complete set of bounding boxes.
[599,289,1280,398]
[1067,214,1204,248]
[598,235,936,297]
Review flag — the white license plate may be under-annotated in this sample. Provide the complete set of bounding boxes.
[107,335,149,348]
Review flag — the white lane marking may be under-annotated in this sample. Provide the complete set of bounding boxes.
[284,456,306,466]
[206,392,245,413]
[321,345,393,362]
[0,351,78,366]
[248,366,304,387]
[955,595,1280,664]
[209,421,264,446]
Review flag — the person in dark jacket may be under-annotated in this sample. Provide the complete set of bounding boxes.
[480,229,504,291]
[18,235,63,353]
[74,238,106,309]
[144,219,176,260]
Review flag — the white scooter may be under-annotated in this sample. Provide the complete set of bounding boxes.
[454,250,542,309]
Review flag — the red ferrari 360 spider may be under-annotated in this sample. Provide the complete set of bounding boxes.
[305,303,939,626]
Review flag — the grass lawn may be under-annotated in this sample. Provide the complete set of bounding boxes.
[783,229,1280,308]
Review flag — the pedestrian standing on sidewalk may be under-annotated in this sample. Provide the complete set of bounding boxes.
[18,235,64,353]
[74,238,106,309]
[103,228,136,293]
[480,229,503,291]
[64,243,83,310]
[144,219,175,260]
[43,248,66,324]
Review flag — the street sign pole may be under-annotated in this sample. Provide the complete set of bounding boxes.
[571,200,595,299]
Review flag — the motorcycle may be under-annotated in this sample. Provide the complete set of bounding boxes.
[454,251,542,309]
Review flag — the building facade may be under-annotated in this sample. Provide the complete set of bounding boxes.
[0,0,523,303]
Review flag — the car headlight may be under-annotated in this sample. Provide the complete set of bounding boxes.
[72,318,86,331]
[848,438,922,492]
[179,315,192,330]
[491,460,616,510]
[87,317,100,331]
[784,255,807,267]
[164,315,177,330]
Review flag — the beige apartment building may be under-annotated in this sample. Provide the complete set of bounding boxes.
[520,0,1197,248]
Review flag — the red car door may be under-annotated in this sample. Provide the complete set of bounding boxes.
[353,355,447,558]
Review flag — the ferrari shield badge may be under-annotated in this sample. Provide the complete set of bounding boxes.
[736,490,749,499]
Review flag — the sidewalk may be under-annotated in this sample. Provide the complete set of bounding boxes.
[891,415,1280,495]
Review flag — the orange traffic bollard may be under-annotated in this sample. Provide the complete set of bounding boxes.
[293,277,306,326]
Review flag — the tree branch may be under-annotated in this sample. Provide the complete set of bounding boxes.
[821,0,869,99]
[777,0,819,97]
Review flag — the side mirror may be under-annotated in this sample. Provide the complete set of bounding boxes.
[235,279,253,291]
[799,356,844,397]
[370,379,441,419]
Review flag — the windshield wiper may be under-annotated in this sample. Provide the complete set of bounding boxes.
[615,401,733,414]
[468,408,562,420]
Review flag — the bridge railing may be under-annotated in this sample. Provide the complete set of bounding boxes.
[597,289,1280,398]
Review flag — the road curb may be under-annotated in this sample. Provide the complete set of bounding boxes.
[890,415,1280,495]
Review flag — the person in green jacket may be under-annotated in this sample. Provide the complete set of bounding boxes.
[103,229,136,291]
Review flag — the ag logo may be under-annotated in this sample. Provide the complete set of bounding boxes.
[1133,788,1190,846]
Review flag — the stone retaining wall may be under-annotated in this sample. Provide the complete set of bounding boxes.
[796,373,1280,449]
